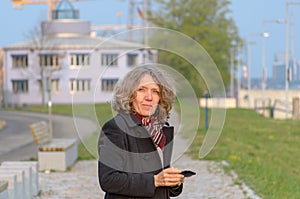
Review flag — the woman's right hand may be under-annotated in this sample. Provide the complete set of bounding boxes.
[154,167,184,187]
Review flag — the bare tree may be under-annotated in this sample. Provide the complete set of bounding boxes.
[24,22,64,106]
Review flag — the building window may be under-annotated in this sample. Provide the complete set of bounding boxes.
[12,80,28,94]
[12,54,28,68]
[101,53,118,66]
[127,53,138,67]
[101,78,118,91]
[70,53,90,68]
[51,79,60,93]
[38,79,60,93]
[69,79,91,93]
[39,54,60,68]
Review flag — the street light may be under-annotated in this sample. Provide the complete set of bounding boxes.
[230,41,238,98]
[261,19,285,116]
[47,74,53,141]
[230,47,234,98]
[237,44,242,108]
[246,35,257,108]
[285,1,300,118]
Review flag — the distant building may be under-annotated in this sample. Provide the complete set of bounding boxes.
[272,53,300,83]
[2,0,154,106]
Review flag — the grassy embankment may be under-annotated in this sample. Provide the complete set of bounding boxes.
[15,103,300,199]
[189,108,300,199]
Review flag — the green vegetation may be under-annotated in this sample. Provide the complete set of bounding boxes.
[10,104,300,198]
[149,0,241,96]
[189,108,300,199]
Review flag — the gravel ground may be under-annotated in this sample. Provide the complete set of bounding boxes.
[36,157,260,199]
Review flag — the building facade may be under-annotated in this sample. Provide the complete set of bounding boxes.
[2,0,154,106]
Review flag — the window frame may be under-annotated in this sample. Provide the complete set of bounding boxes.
[69,53,90,68]
[101,78,118,92]
[127,53,138,67]
[39,54,60,69]
[11,79,29,94]
[101,53,119,67]
[69,78,91,93]
[11,54,28,68]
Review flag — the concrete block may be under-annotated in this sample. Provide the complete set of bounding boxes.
[38,141,78,171]
[0,169,25,199]
[0,181,9,199]
[2,161,39,196]
[0,173,18,199]
[0,166,32,199]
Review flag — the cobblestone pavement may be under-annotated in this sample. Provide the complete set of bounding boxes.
[36,158,259,199]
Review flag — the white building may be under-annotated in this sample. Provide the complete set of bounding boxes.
[2,0,154,106]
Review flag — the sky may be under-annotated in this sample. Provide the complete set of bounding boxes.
[1,0,299,78]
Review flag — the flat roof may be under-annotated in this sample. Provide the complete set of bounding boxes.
[3,34,145,51]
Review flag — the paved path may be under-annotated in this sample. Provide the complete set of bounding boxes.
[35,111,260,199]
[37,158,258,199]
[0,110,98,162]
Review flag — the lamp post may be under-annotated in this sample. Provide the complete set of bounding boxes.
[246,37,256,108]
[47,74,53,141]
[237,44,242,108]
[230,44,237,98]
[261,30,269,115]
[285,1,300,118]
[230,47,234,98]
[261,19,285,116]
[285,2,290,119]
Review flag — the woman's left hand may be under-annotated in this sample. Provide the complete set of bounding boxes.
[154,167,184,187]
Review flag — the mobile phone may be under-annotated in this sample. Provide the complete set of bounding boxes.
[180,170,196,177]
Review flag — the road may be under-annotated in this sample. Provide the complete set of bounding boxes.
[0,110,98,163]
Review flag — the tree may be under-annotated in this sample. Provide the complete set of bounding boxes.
[27,24,48,106]
[149,0,241,96]
[25,22,64,106]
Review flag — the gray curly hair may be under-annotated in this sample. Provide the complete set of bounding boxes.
[112,65,176,122]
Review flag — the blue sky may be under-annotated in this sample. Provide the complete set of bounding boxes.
[1,0,299,78]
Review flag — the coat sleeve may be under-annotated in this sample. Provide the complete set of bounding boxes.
[98,120,156,197]
[169,184,183,197]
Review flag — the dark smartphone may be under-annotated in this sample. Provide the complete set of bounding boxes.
[180,170,196,177]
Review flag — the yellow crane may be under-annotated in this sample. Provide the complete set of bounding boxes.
[11,0,87,20]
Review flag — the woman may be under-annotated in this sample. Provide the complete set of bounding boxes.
[98,65,184,198]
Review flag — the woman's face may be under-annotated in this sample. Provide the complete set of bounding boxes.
[132,74,160,117]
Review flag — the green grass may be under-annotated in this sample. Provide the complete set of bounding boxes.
[189,108,300,199]
[7,103,300,198]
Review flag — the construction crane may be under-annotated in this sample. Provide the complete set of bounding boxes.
[11,0,87,20]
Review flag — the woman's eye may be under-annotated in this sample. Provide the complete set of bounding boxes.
[153,90,160,94]
[137,88,145,92]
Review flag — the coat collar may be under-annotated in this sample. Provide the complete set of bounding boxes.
[117,111,171,128]
[118,111,142,127]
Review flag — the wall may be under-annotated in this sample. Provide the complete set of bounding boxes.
[238,89,300,119]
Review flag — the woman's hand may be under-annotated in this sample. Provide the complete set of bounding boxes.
[154,167,184,187]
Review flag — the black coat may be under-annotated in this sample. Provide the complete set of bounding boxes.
[98,112,183,199]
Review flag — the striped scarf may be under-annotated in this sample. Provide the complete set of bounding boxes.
[136,114,166,149]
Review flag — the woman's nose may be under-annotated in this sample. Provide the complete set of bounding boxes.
[145,90,152,100]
